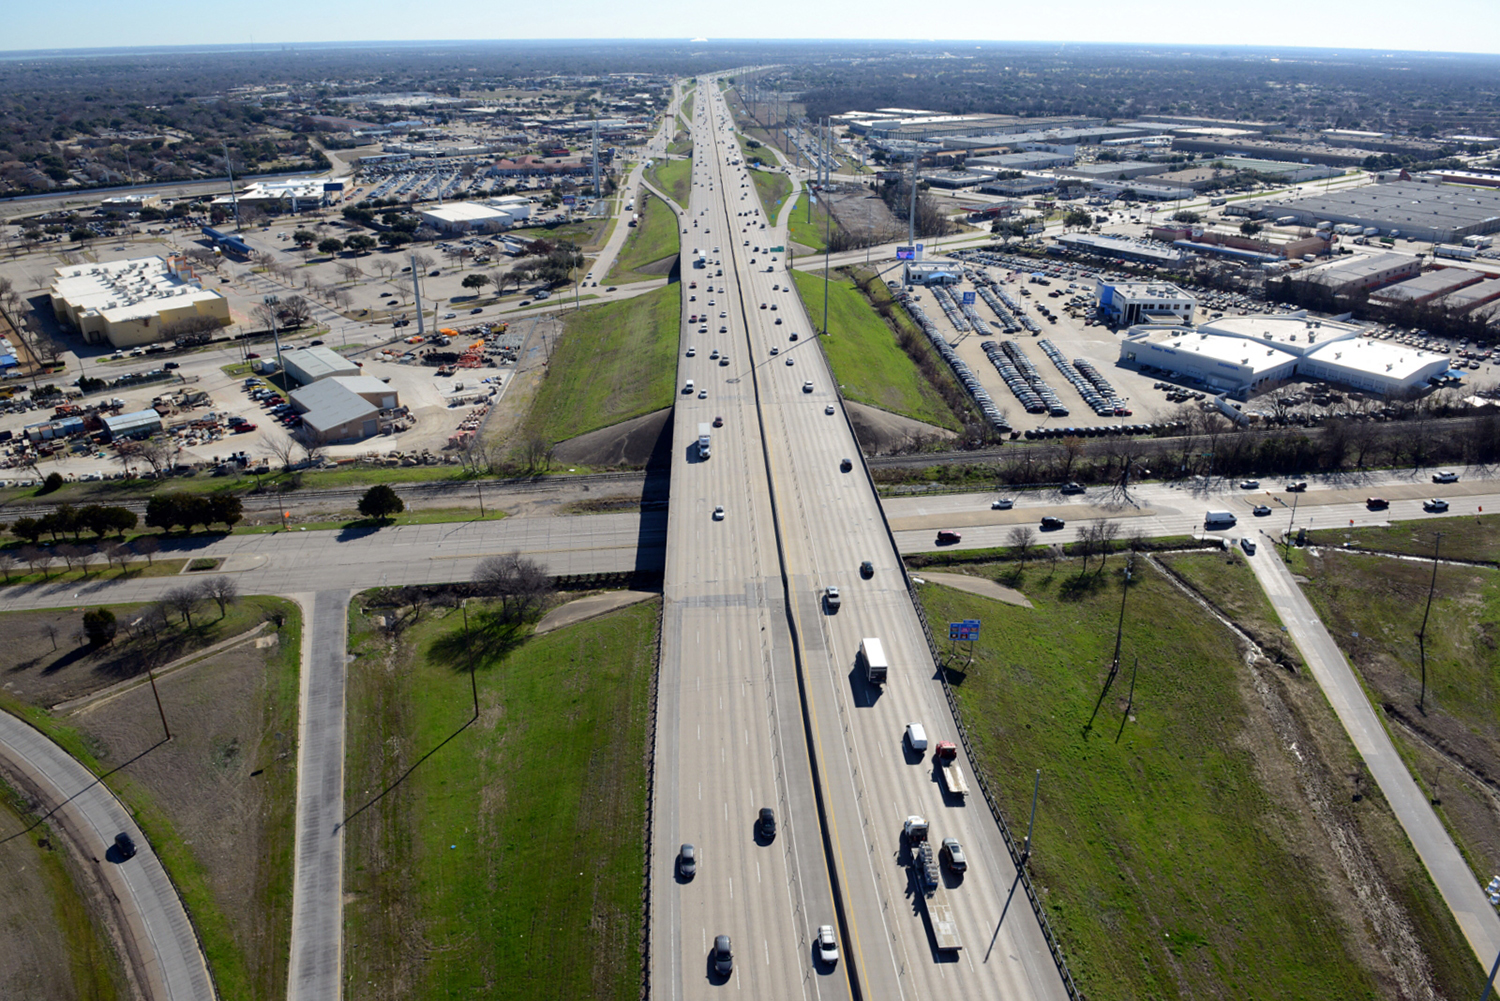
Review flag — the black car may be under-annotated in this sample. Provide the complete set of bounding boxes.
[114,832,137,859]
[713,934,733,976]
[678,843,697,880]
[309,340,324,346]
[758,807,776,841]
[860,560,874,578]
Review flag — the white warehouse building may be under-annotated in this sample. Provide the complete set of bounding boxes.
[1119,314,1450,397]
[419,196,532,234]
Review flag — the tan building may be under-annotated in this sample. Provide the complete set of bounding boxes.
[49,255,229,348]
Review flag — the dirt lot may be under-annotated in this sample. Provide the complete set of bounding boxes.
[0,778,126,1001]
[0,598,300,1001]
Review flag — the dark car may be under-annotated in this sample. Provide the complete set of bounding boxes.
[309,340,324,346]
[114,832,137,859]
[245,352,260,359]
[1366,497,1389,509]
[860,560,874,578]
[758,807,776,840]
[840,458,853,472]
[163,361,180,370]
[713,934,733,976]
[678,843,697,880]
[1040,515,1066,530]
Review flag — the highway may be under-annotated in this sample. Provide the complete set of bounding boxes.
[651,77,1070,1001]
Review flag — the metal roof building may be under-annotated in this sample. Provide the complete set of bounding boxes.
[1369,267,1485,306]
[1437,278,1500,313]
[1053,233,1186,267]
[1288,253,1423,293]
[1260,180,1500,243]
[288,377,395,442]
[101,409,163,441]
[282,346,360,387]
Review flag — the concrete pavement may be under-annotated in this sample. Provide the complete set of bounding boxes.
[285,590,350,1001]
[1247,549,1500,966]
[0,711,214,1001]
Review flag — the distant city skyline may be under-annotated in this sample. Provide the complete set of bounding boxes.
[5,0,1500,58]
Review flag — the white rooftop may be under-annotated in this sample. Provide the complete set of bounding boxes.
[51,256,221,324]
[1197,314,1362,355]
[1142,328,1299,377]
[1304,337,1450,380]
[421,203,515,223]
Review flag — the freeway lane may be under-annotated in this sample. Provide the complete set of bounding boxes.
[652,82,842,1001]
[649,79,1070,1001]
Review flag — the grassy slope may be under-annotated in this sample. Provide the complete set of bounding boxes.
[1155,550,1301,668]
[919,561,1390,1000]
[0,596,301,1001]
[605,192,680,284]
[788,269,961,430]
[749,167,792,220]
[1306,513,1500,563]
[645,158,691,207]
[786,193,836,253]
[342,598,657,1001]
[523,283,679,444]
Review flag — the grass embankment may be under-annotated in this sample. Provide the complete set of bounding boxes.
[0,778,125,999]
[1155,549,1301,668]
[786,193,837,253]
[788,268,961,430]
[917,557,1480,1000]
[645,157,692,207]
[605,192,680,285]
[522,283,679,445]
[0,596,302,1001]
[506,218,610,250]
[1307,513,1500,563]
[748,167,792,221]
[1289,540,1500,889]
[682,92,694,122]
[0,557,187,589]
[341,597,657,1001]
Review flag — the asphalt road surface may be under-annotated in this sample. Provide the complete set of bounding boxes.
[650,78,1069,1001]
[0,710,214,1001]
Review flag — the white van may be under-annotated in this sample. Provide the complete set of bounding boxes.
[905,723,928,754]
[683,379,695,394]
[1205,509,1237,527]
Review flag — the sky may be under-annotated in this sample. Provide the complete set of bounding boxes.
[5,0,1500,56]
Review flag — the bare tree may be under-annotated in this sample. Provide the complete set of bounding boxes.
[473,551,554,622]
[135,436,174,477]
[332,287,353,310]
[1006,525,1037,561]
[1091,518,1122,573]
[337,261,364,284]
[134,603,170,641]
[19,544,52,579]
[371,258,397,279]
[54,542,82,573]
[264,432,299,472]
[411,252,435,273]
[105,541,131,572]
[132,535,160,566]
[253,301,279,334]
[40,621,59,651]
[77,544,102,576]
[295,426,327,465]
[0,551,16,582]
[163,585,204,627]
[199,576,239,617]
[252,250,276,269]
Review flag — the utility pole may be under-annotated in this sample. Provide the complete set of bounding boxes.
[146,663,171,741]
[1020,769,1040,864]
[263,294,284,374]
[1417,532,1442,713]
[223,141,241,232]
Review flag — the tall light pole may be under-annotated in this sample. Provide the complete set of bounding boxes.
[263,294,285,375]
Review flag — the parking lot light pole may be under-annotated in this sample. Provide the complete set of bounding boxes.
[263,294,284,375]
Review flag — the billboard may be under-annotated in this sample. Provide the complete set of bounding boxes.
[961,291,976,305]
[895,246,915,260]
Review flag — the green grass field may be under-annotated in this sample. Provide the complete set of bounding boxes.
[788,269,961,430]
[0,557,188,589]
[918,560,1479,1000]
[1155,550,1301,668]
[748,168,792,220]
[522,282,679,445]
[1306,513,1500,563]
[786,193,837,252]
[682,92,694,122]
[235,506,507,534]
[505,218,610,251]
[605,192,680,284]
[646,157,692,207]
[342,597,657,1001]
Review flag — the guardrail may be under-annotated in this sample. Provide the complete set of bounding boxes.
[849,436,1083,1000]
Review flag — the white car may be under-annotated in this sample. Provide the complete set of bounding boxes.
[992,498,1014,509]
[824,405,835,415]
[713,505,725,520]
[815,925,838,966]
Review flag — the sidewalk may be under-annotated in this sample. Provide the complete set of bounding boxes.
[1248,547,1500,965]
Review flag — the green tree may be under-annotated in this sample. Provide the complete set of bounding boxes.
[317,238,344,256]
[39,472,64,495]
[11,516,44,543]
[461,273,492,294]
[292,229,317,247]
[1062,208,1093,231]
[357,484,405,522]
[145,493,182,532]
[82,607,117,646]
[209,494,244,529]
[345,234,376,254]
[378,231,412,248]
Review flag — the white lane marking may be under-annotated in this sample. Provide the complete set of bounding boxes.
[756,861,761,884]
[729,877,733,900]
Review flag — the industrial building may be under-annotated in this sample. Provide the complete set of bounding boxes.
[1118,314,1449,397]
[1436,278,1500,313]
[919,170,991,189]
[289,376,400,443]
[212,179,343,214]
[100,409,163,441]
[1288,253,1423,294]
[98,193,162,216]
[1059,162,1173,182]
[1094,281,1197,326]
[49,255,230,348]
[281,346,361,386]
[1368,268,1485,307]
[978,176,1056,197]
[419,201,529,233]
[1260,179,1500,244]
[967,152,1073,171]
[1052,233,1186,267]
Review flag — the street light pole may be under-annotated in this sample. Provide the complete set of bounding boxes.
[263,294,285,375]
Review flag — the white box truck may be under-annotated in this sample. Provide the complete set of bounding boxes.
[860,638,888,685]
[697,422,712,459]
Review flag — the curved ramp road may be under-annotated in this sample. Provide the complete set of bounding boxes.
[0,712,214,1001]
